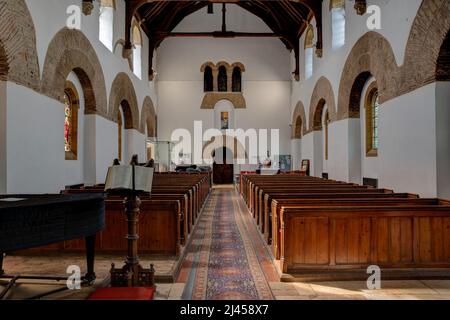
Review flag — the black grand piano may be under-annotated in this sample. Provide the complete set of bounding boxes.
[0,193,105,299]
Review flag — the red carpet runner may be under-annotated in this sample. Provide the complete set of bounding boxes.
[179,186,277,300]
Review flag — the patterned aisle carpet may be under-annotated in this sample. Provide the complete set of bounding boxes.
[179,186,277,300]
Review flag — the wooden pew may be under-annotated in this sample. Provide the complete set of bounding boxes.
[41,173,212,257]
[278,200,450,280]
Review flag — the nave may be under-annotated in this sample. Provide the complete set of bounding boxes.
[4,185,450,300]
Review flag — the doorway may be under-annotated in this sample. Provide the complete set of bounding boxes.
[213,147,234,184]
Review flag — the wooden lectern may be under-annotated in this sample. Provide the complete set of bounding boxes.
[104,164,155,287]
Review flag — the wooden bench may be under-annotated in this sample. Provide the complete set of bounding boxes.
[279,201,450,280]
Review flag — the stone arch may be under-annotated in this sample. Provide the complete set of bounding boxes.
[309,76,337,130]
[216,61,232,70]
[41,28,107,117]
[337,32,399,119]
[231,62,246,72]
[400,0,450,92]
[0,0,40,90]
[140,96,157,137]
[201,93,246,109]
[200,61,216,72]
[108,72,139,130]
[292,101,307,138]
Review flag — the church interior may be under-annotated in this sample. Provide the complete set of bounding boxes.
[1,0,450,302]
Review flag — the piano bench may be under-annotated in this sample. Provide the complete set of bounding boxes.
[88,287,156,300]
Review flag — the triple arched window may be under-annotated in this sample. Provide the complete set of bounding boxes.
[64,82,79,160]
[202,62,244,93]
[99,0,115,52]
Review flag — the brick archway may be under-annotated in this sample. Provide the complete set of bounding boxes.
[0,0,40,91]
[309,76,337,130]
[41,28,107,117]
[108,72,139,130]
[140,96,157,137]
[337,32,399,120]
[400,0,450,92]
[291,101,307,138]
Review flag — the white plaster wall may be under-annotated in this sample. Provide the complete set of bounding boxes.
[435,82,450,200]
[301,134,315,176]
[360,79,379,181]
[2,0,152,193]
[94,116,117,184]
[379,84,438,197]
[291,139,302,170]
[6,83,65,193]
[157,36,291,169]
[64,72,85,186]
[291,0,438,196]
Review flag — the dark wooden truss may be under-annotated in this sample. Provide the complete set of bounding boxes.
[82,0,367,81]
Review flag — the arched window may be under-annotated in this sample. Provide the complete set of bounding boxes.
[232,67,242,92]
[331,0,345,49]
[365,87,379,156]
[324,110,330,160]
[305,25,314,80]
[218,66,227,92]
[132,23,142,79]
[117,110,123,161]
[204,66,213,92]
[64,82,79,160]
[99,0,115,52]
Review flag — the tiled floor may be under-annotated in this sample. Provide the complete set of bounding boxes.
[269,280,450,300]
[3,185,450,300]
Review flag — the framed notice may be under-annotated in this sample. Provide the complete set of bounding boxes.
[279,155,292,172]
[300,159,310,176]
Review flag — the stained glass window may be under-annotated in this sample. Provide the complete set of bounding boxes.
[64,83,79,160]
[64,92,71,153]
